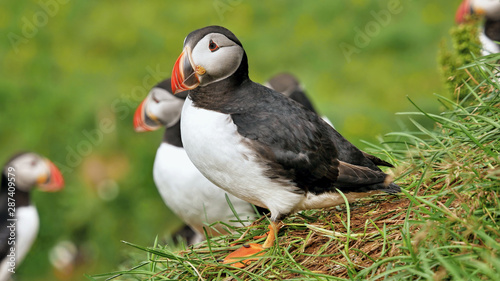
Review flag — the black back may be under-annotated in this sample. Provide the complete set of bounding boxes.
[266,73,317,114]
[484,18,500,43]
[162,118,183,147]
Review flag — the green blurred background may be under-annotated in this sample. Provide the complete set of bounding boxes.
[1,1,461,280]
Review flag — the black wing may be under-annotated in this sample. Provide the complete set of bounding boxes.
[230,83,397,194]
[230,85,340,193]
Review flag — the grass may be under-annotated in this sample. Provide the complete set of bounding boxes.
[438,15,482,100]
[90,53,500,280]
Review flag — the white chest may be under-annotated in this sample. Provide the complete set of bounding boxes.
[180,97,253,193]
[480,30,500,56]
[180,97,302,219]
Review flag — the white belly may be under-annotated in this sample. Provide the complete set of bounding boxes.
[0,206,39,281]
[479,30,500,56]
[153,142,257,235]
[181,97,303,220]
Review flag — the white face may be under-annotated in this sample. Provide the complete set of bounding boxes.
[472,0,500,20]
[4,153,50,192]
[190,33,244,86]
[144,87,184,128]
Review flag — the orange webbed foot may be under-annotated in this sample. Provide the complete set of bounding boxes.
[222,243,265,268]
[221,221,282,267]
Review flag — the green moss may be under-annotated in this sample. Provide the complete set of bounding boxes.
[438,17,482,100]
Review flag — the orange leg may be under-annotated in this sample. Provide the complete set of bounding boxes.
[222,221,281,268]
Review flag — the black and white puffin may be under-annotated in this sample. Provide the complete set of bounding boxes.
[456,0,500,55]
[170,26,400,267]
[133,74,328,244]
[0,152,64,280]
[134,78,259,243]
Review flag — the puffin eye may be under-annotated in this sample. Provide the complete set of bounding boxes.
[151,92,160,103]
[208,40,219,52]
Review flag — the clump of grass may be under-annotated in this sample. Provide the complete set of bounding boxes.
[91,56,499,280]
[359,55,500,280]
[438,15,482,100]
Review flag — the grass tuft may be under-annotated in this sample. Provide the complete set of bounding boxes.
[438,15,482,100]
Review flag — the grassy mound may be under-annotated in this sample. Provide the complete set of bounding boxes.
[91,56,500,280]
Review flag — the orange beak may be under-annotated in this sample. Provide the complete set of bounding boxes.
[171,48,200,94]
[133,99,153,132]
[38,160,64,192]
[455,0,472,24]
[133,96,164,132]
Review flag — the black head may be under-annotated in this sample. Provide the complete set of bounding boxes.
[183,26,243,50]
[171,26,249,94]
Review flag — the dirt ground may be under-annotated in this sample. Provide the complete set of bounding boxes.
[281,196,411,278]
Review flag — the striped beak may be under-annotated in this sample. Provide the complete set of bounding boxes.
[171,47,200,94]
[37,159,64,192]
[133,97,163,132]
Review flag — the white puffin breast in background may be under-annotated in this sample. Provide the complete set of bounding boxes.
[479,31,500,55]
[0,206,39,281]
[153,142,257,235]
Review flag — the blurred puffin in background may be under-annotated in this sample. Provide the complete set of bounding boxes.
[456,0,500,55]
[134,78,259,244]
[134,73,326,245]
[0,152,64,280]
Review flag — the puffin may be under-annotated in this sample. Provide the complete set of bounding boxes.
[170,25,400,267]
[0,152,64,280]
[456,0,500,55]
[134,78,259,242]
[133,73,328,244]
